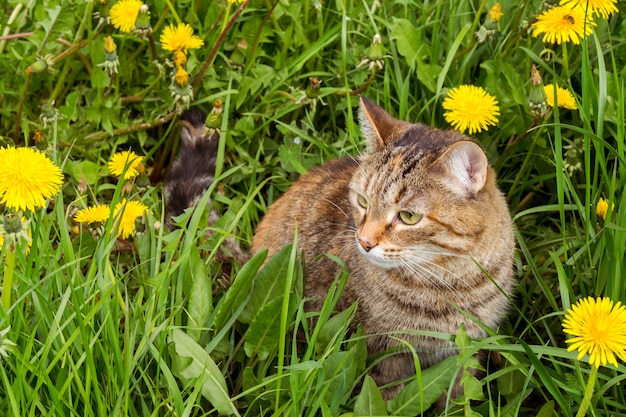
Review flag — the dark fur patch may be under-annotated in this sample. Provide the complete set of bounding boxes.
[165,110,219,226]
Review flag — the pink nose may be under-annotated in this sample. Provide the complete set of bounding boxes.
[358,237,376,252]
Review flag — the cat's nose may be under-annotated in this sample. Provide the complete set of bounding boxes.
[358,237,377,252]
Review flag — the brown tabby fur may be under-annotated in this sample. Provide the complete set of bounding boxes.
[251,97,516,400]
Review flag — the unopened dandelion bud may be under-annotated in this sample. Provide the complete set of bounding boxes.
[135,173,150,189]
[134,4,152,37]
[205,99,223,130]
[305,77,322,99]
[528,64,548,117]
[25,57,49,74]
[358,34,386,72]
[3,213,23,235]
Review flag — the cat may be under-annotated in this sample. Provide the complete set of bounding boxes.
[164,109,245,264]
[250,97,516,400]
[165,97,516,403]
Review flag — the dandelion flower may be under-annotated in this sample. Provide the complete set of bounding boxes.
[108,150,144,180]
[563,296,626,368]
[174,66,189,87]
[0,146,63,212]
[110,0,144,33]
[532,5,595,45]
[544,84,577,110]
[442,85,500,134]
[74,205,111,224]
[113,199,148,239]
[596,197,614,220]
[560,0,618,19]
[160,23,204,53]
[488,3,503,22]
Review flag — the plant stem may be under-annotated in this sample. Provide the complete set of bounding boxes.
[2,248,16,314]
[576,366,598,417]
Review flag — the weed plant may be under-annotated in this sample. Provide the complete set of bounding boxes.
[0,0,625,416]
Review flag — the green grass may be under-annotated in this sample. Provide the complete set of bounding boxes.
[1,0,626,415]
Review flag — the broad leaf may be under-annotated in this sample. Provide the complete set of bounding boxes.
[169,329,239,416]
[244,296,295,360]
[354,376,387,416]
[239,244,294,324]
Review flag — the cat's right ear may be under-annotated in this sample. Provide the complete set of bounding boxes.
[359,97,410,151]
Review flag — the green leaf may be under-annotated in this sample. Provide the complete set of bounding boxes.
[64,159,103,186]
[239,244,294,324]
[315,303,357,357]
[214,249,267,331]
[169,329,239,416]
[322,351,357,414]
[187,248,212,342]
[387,355,458,416]
[244,296,294,360]
[389,18,427,71]
[536,400,555,417]
[354,376,387,416]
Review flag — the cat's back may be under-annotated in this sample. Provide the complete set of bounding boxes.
[251,156,359,259]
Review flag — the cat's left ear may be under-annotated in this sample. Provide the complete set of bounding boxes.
[359,96,410,151]
[431,141,489,197]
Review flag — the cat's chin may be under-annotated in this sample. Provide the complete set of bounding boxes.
[356,245,400,269]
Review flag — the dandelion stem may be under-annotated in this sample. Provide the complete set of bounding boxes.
[576,366,598,417]
[2,248,16,314]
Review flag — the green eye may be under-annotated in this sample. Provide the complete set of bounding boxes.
[357,194,369,209]
[399,211,422,225]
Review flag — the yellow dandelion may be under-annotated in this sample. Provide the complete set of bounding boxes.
[560,0,618,19]
[488,3,503,22]
[160,23,204,53]
[74,205,111,224]
[532,5,595,45]
[103,36,117,54]
[113,199,148,239]
[442,85,500,134]
[0,146,63,212]
[174,66,189,87]
[544,84,577,110]
[173,50,187,68]
[563,296,626,368]
[596,197,614,220]
[110,0,144,33]
[108,150,144,180]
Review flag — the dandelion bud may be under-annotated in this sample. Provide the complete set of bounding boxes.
[305,77,322,100]
[358,34,386,72]
[99,36,120,75]
[205,99,223,130]
[134,4,152,37]
[25,55,54,74]
[3,213,23,235]
[528,64,548,117]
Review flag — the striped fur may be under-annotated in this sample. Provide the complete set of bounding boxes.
[251,97,516,400]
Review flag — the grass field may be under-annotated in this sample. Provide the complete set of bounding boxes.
[1,0,625,415]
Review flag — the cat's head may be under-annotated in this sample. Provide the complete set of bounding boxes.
[349,97,506,270]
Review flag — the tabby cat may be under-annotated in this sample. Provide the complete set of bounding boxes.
[166,97,516,402]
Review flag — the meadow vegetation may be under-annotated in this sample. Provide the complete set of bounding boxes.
[0,0,625,415]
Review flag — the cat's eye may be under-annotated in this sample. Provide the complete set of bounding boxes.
[398,211,422,225]
[357,194,369,209]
